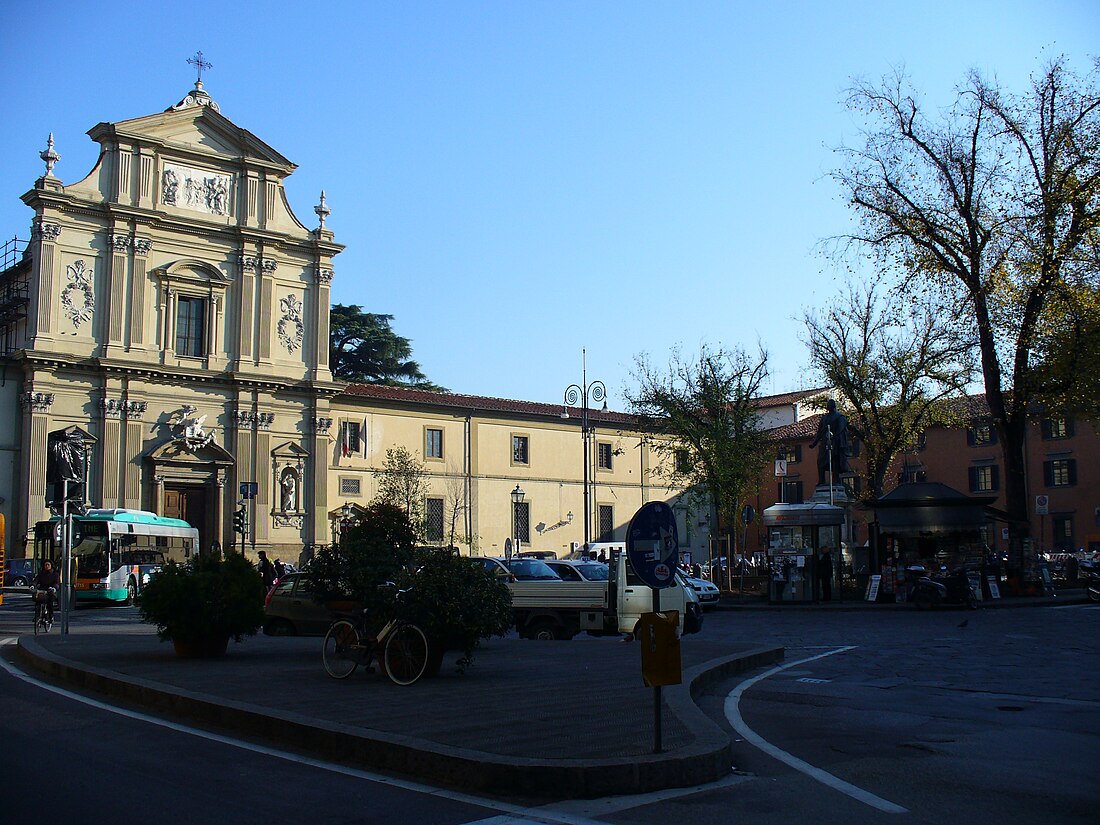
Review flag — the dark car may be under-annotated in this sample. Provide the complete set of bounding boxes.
[3,558,40,587]
[263,573,334,636]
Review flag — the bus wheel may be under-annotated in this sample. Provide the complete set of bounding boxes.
[125,579,137,606]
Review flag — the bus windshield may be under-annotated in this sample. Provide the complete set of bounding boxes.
[73,534,109,577]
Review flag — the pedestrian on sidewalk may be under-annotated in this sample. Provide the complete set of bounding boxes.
[257,551,277,592]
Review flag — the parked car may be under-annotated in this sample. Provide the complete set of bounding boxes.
[545,559,609,583]
[682,574,720,609]
[263,573,333,636]
[475,557,563,581]
[3,558,40,587]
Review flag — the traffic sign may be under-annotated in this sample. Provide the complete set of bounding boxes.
[240,482,258,500]
[742,504,756,525]
[626,501,679,589]
[1035,495,1049,515]
[775,459,788,477]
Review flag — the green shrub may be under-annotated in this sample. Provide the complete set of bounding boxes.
[395,548,513,669]
[306,501,418,624]
[138,551,265,644]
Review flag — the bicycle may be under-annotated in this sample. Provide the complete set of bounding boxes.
[32,589,55,635]
[322,587,429,686]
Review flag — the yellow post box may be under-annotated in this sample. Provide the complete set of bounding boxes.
[639,610,681,687]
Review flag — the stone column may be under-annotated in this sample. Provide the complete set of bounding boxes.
[236,254,256,369]
[28,219,62,346]
[310,413,332,547]
[99,395,124,507]
[130,239,151,349]
[312,266,334,382]
[106,232,130,351]
[19,388,55,540]
[123,400,147,509]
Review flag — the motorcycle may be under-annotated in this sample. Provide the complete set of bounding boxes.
[908,565,979,610]
[1081,562,1100,602]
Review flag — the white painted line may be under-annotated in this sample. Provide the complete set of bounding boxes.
[724,645,909,814]
[0,641,602,825]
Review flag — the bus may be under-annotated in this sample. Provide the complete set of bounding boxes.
[33,509,199,605]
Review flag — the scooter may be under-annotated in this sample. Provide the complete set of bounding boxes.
[1081,563,1100,602]
[909,565,979,610]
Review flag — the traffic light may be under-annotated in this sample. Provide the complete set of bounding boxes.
[233,506,248,535]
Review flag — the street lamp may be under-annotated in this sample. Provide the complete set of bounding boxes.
[562,349,606,552]
[510,484,525,556]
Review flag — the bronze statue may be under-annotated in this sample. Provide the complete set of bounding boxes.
[809,399,849,486]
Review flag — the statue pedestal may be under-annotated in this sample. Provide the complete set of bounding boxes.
[811,484,850,505]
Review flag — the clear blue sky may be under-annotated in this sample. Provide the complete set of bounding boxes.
[1,1,1096,409]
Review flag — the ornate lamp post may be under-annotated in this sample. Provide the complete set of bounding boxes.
[510,484,525,557]
[562,350,606,552]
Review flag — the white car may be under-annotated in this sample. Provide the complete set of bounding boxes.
[683,574,720,609]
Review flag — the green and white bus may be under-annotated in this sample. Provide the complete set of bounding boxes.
[33,509,199,605]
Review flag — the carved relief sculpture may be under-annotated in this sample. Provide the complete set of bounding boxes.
[277,294,305,353]
[61,260,95,328]
[162,162,231,216]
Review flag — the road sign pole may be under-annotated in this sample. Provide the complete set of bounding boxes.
[653,585,662,754]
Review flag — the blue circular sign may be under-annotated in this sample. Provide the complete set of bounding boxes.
[626,501,680,589]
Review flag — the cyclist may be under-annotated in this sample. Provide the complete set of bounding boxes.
[32,559,60,624]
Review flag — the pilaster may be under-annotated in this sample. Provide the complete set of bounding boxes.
[310,412,332,546]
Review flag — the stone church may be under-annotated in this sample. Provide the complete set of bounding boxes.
[0,78,695,566]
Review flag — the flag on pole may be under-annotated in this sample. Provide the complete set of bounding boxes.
[341,421,350,457]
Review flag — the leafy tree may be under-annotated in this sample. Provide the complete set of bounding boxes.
[375,446,428,538]
[306,501,418,624]
[627,344,771,538]
[832,58,1100,564]
[394,548,512,672]
[1030,282,1100,416]
[330,304,446,390]
[803,280,974,499]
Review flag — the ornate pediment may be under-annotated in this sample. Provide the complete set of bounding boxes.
[147,436,235,467]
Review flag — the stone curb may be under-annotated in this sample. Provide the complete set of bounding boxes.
[15,637,783,799]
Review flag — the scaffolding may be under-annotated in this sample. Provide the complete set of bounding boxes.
[0,237,29,357]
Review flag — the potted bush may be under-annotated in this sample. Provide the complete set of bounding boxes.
[394,548,513,674]
[139,551,266,657]
[306,502,418,620]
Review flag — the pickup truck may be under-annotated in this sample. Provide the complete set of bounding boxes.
[482,554,702,640]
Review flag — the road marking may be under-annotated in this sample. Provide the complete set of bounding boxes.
[0,641,603,825]
[724,645,909,814]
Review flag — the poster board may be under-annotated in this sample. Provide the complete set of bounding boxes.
[864,574,881,602]
[987,576,1001,599]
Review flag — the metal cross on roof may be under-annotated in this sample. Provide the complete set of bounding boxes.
[187,51,213,84]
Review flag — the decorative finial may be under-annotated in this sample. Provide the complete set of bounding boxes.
[187,51,213,89]
[40,133,60,177]
[314,190,330,228]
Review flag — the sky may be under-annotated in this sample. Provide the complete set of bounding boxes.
[1,1,1096,410]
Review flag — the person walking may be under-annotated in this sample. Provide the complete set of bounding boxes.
[818,547,834,601]
[257,551,277,592]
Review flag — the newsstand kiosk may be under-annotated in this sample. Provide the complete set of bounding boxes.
[762,500,845,604]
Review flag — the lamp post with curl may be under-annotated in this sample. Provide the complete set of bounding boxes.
[562,350,606,552]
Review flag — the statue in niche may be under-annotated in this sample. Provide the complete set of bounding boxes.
[280,470,298,512]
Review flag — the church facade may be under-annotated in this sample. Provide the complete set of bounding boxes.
[0,80,697,565]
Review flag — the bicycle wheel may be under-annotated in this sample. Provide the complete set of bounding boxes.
[322,620,361,679]
[383,623,428,686]
[33,604,41,636]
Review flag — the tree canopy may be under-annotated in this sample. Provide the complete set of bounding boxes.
[330,304,446,390]
[833,57,1100,552]
[627,344,771,535]
[803,280,974,500]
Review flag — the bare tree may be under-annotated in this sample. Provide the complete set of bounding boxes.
[833,58,1100,566]
[442,463,472,552]
[803,280,974,499]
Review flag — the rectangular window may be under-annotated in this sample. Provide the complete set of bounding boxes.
[425,428,443,460]
[513,501,530,543]
[598,504,614,542]
[425,497,444,543]
[175,296,205,357]
[341,421,361,456]
[778,480,804,504]
[967,423,996,446]
[1042,418,1074,440]
[674,449,692,474]
[778,445,802,463]
[597,442,613,470]
[512,434,529,465]
[1052,515,1074,551]
[968,464,999,493]
[1044,458,1077,487]
[339,477,361,496]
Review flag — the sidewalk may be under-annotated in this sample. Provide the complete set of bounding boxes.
[14,588,1084,799]
[16,625,782,799]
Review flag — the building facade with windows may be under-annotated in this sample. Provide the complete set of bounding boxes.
[0,81,698,565]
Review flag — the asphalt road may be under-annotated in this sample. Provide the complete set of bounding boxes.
[1,591,1097,824]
